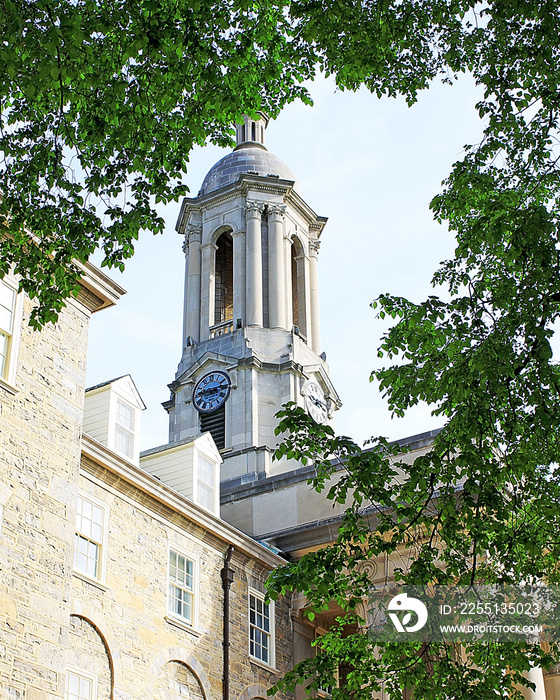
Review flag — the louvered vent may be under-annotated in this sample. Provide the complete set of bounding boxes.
[200,405,225,450]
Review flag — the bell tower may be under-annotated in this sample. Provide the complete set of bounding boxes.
[165,114,340,483]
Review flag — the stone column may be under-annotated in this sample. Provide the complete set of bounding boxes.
[232,229,246,328]
[284,232,293,330]
[184,224,202,344]
[245,201,264,327]
[182,234,189,347]
[200,241,217,340]
[267,204,286,329]
[521,668,547,700]
[309,238,321,353]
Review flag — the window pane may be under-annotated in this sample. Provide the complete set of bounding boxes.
[250,593,272,664]
[92,504,103,526]
[0,283,14,334]
[68,674,79,694]
[82,499,92,521]
[0,282,14,309]
[115,425,133,458]
[168,550,195,624]
[116,399,135,430]
[198,455,214,486]
[197,483,213,510]
[0,332,7,377]
[66,671,93,700]
[0,305,12,333]
[74,496,103,580]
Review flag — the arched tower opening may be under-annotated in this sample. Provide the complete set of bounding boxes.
[214,231,233,326]
[291,238,307,339]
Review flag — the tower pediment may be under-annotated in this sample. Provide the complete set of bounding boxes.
[171,351,238,388]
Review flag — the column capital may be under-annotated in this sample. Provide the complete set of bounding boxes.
[309,238,321,257]
[186,223,202,244]
[268,203,287,221]
[245,200,265,219]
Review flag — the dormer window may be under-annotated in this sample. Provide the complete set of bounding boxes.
[140,434,222,516]
[83,375,146,464]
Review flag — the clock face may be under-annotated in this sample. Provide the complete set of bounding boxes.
[305,381,328,424]
[193,371,231,414]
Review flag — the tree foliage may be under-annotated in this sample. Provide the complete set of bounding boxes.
[4,1,560,693]
[3,0,560,325]
[266,1,560,697]
[0,0,312,325]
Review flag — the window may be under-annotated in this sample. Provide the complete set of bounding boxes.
[74,495,106,581]
[249,590,275,666]
[114,398,135,458]
[66,668,97,700]
[168,549,195,625]
[290,239,307,340]
[197,454,216,512]
[0,277,21,384]
[214,231,233,325]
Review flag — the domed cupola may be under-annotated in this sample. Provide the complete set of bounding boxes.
[199,112,298,196]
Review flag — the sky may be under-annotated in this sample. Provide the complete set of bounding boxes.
[85,75,485,452]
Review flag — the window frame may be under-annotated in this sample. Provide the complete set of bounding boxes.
[65,667,98,700]
[73,492,108,584]
[113,396,136,460]
[167,546,198,630]
[194,450,218,514]
[248,588,275,669]
[0,274,23,391]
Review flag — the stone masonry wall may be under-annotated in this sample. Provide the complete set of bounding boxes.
[0,295,90,699]
[0,288,295,700]
[75,457,293,700]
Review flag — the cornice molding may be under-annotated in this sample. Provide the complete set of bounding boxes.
[176,173,328,233]
[74,260,126,313]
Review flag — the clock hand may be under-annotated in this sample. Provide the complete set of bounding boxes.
[310,395,327,410]
[200,386,221,398]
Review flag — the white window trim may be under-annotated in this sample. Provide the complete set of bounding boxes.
[193,449,219,515]
[108,391,140,463]
[73,492,109,585]
[66,666,98,700]
[0,274,23,393]
[167,546,199,631]
[248,587,276,670]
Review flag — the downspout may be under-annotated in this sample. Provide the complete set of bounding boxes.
[221,545,235,700]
